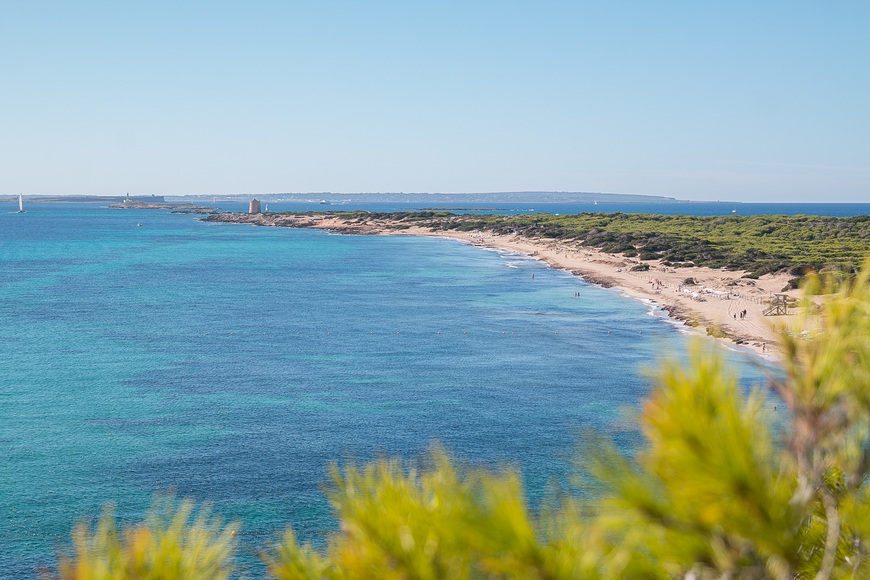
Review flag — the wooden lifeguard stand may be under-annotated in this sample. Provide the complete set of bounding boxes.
[763,294,789,316]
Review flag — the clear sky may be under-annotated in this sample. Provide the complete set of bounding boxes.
[2,1,867,202]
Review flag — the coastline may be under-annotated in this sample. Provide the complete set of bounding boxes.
[203,212,801,357]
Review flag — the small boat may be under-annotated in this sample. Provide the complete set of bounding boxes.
[320,200,330,205]
[16,193,25,213]
[137,223,142,227]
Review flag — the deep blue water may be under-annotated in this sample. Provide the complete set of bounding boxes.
[1,203,781,577]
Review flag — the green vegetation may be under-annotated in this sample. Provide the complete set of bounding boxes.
[333,211,870,278]
[48,263,870,579]
[43,495,237,580]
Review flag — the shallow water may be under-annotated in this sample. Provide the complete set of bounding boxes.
[0,203,778,577]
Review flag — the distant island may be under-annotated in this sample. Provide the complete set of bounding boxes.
[1,194,168,203]
[171,191,683,204]
[2,191,685,207]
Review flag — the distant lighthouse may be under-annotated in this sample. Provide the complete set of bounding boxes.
[249,198,261,214]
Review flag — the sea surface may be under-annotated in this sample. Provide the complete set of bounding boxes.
[0,202,790,577]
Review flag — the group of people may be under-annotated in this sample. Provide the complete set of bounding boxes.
[734,309,748,320]
[649,278,665,294]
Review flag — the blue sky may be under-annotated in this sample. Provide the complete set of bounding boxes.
[2,1,867,202]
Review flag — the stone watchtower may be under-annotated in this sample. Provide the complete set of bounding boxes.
[249,198,262,214]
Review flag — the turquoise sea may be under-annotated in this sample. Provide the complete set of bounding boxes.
[0,203,787,577]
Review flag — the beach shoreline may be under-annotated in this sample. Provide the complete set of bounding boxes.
[203,212,800,357]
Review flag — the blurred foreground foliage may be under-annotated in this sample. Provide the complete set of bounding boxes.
[42,495,237,580]
[49,262,870,579]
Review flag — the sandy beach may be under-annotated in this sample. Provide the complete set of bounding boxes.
[206,213,802,357]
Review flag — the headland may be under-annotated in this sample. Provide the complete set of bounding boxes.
[200,211,849,357]
[109,200,218,213]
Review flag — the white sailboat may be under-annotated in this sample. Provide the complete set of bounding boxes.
[16,193,25,213]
